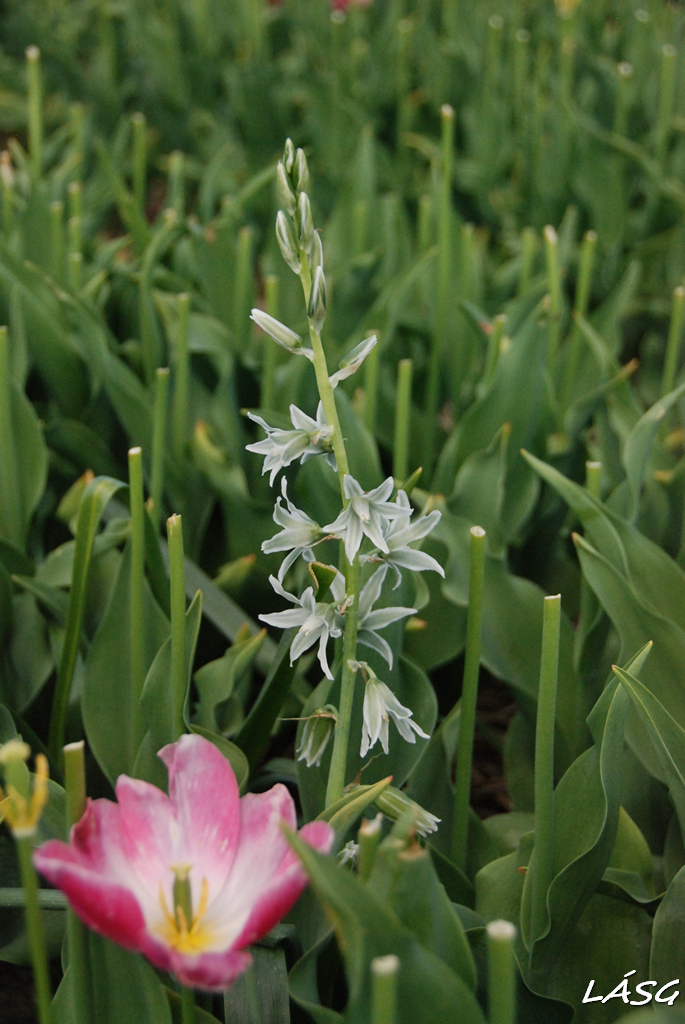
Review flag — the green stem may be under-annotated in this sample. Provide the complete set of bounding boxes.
[357,814,382,881]
[68,215,82,258]
[168,514,187,738]
[417,193,433,253]
[234,226,253,349]
[151,367,170,531]
[68,180,82,222]
[363,331,380,435]
[661,286,685,398]
[69,103,85,177]
[656,44,677,170]
[531,594,561,945]
[425,104,454,479]
[1,152,14,234]
[17,837,52,1024]
[172,295,190,463]
[452,526,486,871]
[168,152,185,218]
[325,555,360,807]
[614,61,633,136]
[181,986,196,1024]
[132,112,147,214]
[518,227,537,296]
[128,448,146,750]
[543,226,562,375]
[353,200,369,257]
[371,955,399,1024]
[64,741,93,1024]
[393,359,413,483]
[585,460,601,499]
[25,46,43,180]
[0,325,21,546]
[484,315,506,388]
[563,230,597,405]
[50,201,65,282]
[487,920,516,1024]
[68,252,82,292]
[260,275,279,410]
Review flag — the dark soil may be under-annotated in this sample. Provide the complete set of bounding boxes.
[0,962,37,1024]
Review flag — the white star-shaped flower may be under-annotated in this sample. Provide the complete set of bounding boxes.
[246,402,334,486]
[350,660,429,758]
[261,479,325,582]
[324,475,411,563]
[362,490,445,587]
[259,576,341,680]
[354,563,417,668]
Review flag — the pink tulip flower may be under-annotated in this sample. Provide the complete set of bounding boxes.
[34,734,332,990]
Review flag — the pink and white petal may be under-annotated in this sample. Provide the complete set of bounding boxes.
[115,776,178,893]
[142,935,253,992]
[231,820,333,949]
[159,734,241,895]
[33,841,147,951]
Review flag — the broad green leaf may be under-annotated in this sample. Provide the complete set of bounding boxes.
[234,628,296,772]
[287,831,487,1024]
[622,381,685,521]
[83,543,170,785]
[224,945,290,1024]
[650,864,685,983]
[193,629,266,733]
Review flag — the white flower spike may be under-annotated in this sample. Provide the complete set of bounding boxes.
[324,475,411,563]
[355,563,417,668]
[351,660,429,758]
[362,490,445,587]
[246,402,334,486]
[259,576,341,680]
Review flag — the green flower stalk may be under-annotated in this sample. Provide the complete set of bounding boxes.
[371,954,399,1024]
[487,920,517,1024]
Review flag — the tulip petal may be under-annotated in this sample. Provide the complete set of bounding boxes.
[142,934,253,991]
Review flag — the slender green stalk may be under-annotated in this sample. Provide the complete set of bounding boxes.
[661,286,685,397]
[371,955,399,1024]
[543,226,562,374]
[585,460,601,499]
[168,151,185,218]
[487,920,517,1024]
[357,814,383,881]
[68,180,83,222]
[17,837,52,1024]
[530,594,561,945]
[417,194,433,253]
[68,216,82,259]
[0,325,21,546]
[50,201,65,282]
[132,112,147,214]
[452,526,486,870]
[363,331,380,435]
[353,199,369,257]
[1,151,14,234]
[656,44,677,170]
[559,31,576,106]
[393,359,413,483]
[151,367,170,531]
[614,61,633,136]
[25,46,43,180]
[168,514,187,737]
[181,986,196,1024]
[64,741,93,1024]
[425,104,454,477]
[485,315,507,387]
[260,275,279,410]
[325,555,360,807]
[68,252,82,292]
[518,227,537,296]
[513,29,531,134]
[69,103,85,177]
[563,230,597,403]
[172,295,190,463]
[128,448,146,750]
[234,226,253,348]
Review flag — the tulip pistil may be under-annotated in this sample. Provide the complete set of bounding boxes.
[158,870,213,954]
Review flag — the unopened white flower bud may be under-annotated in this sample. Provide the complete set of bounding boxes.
[250,308,303,352]
[283,138,296,174]
[308,266,327,332]
[294,148,309,192]
[298,192,314,253]
[276,211,301,274]
[277,161,297,217]
[297,705,337,768]
[310,230,324,275]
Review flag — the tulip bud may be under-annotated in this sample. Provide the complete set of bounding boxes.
[275,211,301,274]
[250,308,304,352]
[308,266,327,332]
[297,191,314,253]
[294,148,309,192]
[283,138,296,174]
[297,705,337,767]
[277,160,297,217]
[375,785,440,837]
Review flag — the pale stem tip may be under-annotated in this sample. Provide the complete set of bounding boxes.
[372,954,400,977]
[487,919,516,941]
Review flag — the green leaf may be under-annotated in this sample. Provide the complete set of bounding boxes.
[234,628,296,773]
[224,945,290,1024]
[193,629,267,733]
[622,381,685,521]
[317,777,393,835]
[650,864,685,982]
[287,830,487,1024]
[82,542,170,785]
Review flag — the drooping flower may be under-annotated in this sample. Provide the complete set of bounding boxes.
[375,786,440,837]
[324,475,411,563]
[250,309,313,361]
[246,403,334,486]
[362,490,444,587]
[33,735,332,991]
[351,660,429,758]
[261,479,324,582]
[259,576,342,679]
[296,706,337,768]
[355,563,417,668]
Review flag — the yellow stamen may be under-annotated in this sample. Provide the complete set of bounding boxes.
[0,751,49,838]
[155,874,216,954]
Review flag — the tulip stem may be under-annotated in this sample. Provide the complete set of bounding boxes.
[0,325,21,547]
[128,447,146,752]
[151,367,169,531]
[393,359,413,484]
[25,46,43,180]
[325,554,361,807]
[172,295,190,463]
[168,514,187,738]
[662,285,685,398]
[17,837,52,1024]
[131,112,147,213]
[530,594,561,946]
[452,526,486,871]
[371,955,399,1024]
[181,987,196,1024]
[64,741,94,1024]
[260,275,279,411]
[487,920,517,1024]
